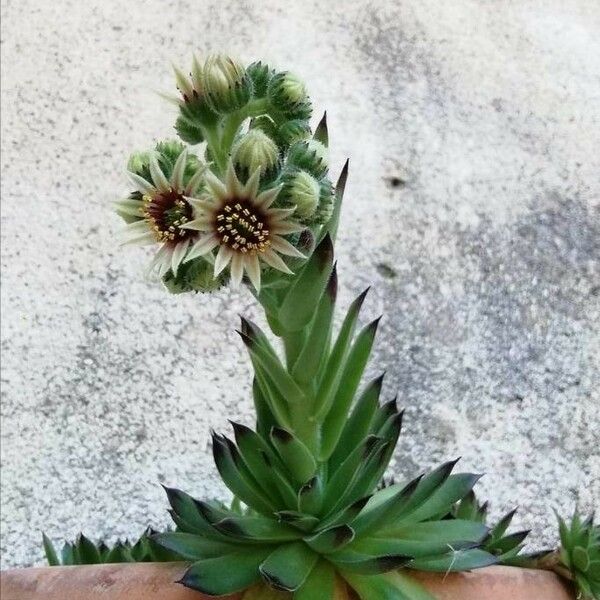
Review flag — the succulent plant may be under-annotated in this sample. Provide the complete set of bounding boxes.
[557,512,600,599]
[42,528,181,566]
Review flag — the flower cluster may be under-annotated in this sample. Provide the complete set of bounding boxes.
[115,54,336,293]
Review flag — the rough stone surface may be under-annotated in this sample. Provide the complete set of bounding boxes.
[1,0,599,568]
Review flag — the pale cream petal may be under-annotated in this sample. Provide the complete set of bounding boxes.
[173,64,194,98]
[225,160,243,197]
[171,239,191,276]
[170,148,188,190]
[191,54,203,89]
[149,155,170,192]
[121,232,156,246]
[260,248,293,274]
[156,90,183,106]
[204,170,229,201]
[180,217,212,231]
[113,199,144,218]
[243,167,261,200]
[185,196,216,214]
[184,163,208,196]
[185,234,219,262]
[270,236,306,258]
[272,221,305,235]
[125,220,151,233]
[214,244,233,276]
[146,243,173,276]
[127,171,156,195]
[244,254,261,290]
[230,254,244,288]
[268,207,297,221]
[255,184,283,209]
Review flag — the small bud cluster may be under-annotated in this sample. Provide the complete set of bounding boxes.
[117,54,338,294]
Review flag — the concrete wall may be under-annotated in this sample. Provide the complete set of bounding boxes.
[1,0,599,567]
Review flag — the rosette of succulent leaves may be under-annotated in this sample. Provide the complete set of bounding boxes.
[41,54,595,600]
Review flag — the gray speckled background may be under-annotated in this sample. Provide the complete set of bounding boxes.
[1,0,599,568]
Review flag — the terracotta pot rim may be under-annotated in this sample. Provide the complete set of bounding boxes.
[0,562,575,600]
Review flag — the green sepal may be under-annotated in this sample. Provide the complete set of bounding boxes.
[180,547,275,596]
[277,234,334,333]
[259,542,319,591]
[270,427,317,485]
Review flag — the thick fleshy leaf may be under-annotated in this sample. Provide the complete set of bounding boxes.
[320,318,381,459]
[239,331,306,405]
[295,559,337,600]
[152,532,237,560]
[318,160,349,245]
[298,476,325,515]
[180,548,274,595]
[42,534,59,566]
[214,515,301,543]
[343,571,437,600]
[76,534,101,564]
[313,288,369,423]
[329,374,385,472]
[270,427,317,485]
[409,548,498,572]
[306,525,355,554]
[260,542,319,591]
[278,235,334,332]
[292,266,337,385]
[276,511,320,533]
[252,377,278,439]
[330,549,412,575]
[212,434,276,515]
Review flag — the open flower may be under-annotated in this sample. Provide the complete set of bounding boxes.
[181,162,305,290]
[116,150,207,277]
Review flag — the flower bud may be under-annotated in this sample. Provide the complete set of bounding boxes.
[162,258,224,294]
[232,129,280,180]
[277,119,311,147]
[314,177,335,224]
[202,54,252,113]
[127,151,152,177]
[267,72,312,119]
[175,115,204,144]
[246,61,274,98]
[280,169,320,221]
[286,139,328,178]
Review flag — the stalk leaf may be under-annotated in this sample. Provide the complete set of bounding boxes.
[318,160,349,245]
[294,559,337,600]
[278,235,334,333]
[313,112,329,146]
[292,266,337,385]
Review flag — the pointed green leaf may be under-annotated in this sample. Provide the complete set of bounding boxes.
[276,511,320,532]
[278,234,334,332]
[313,112,328,147]
[152,532,237,560]
[42,533,59,566]
[410,548,498,571]
[306,524,355,554]
[330,549,412,575]
[270,427,317,485]
[214,515,301,543]
[292,266,337,385]
[260,542,319,591]
[181,548,274,595]
[329,374,385,472]
[320,318,381,459]
[295,559,336,600]
[343,571,436,600]
[76,534,101,564]
[61,542,75,565]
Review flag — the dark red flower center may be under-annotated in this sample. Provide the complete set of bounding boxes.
[143,190,195,244]
[213,199,271,254]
